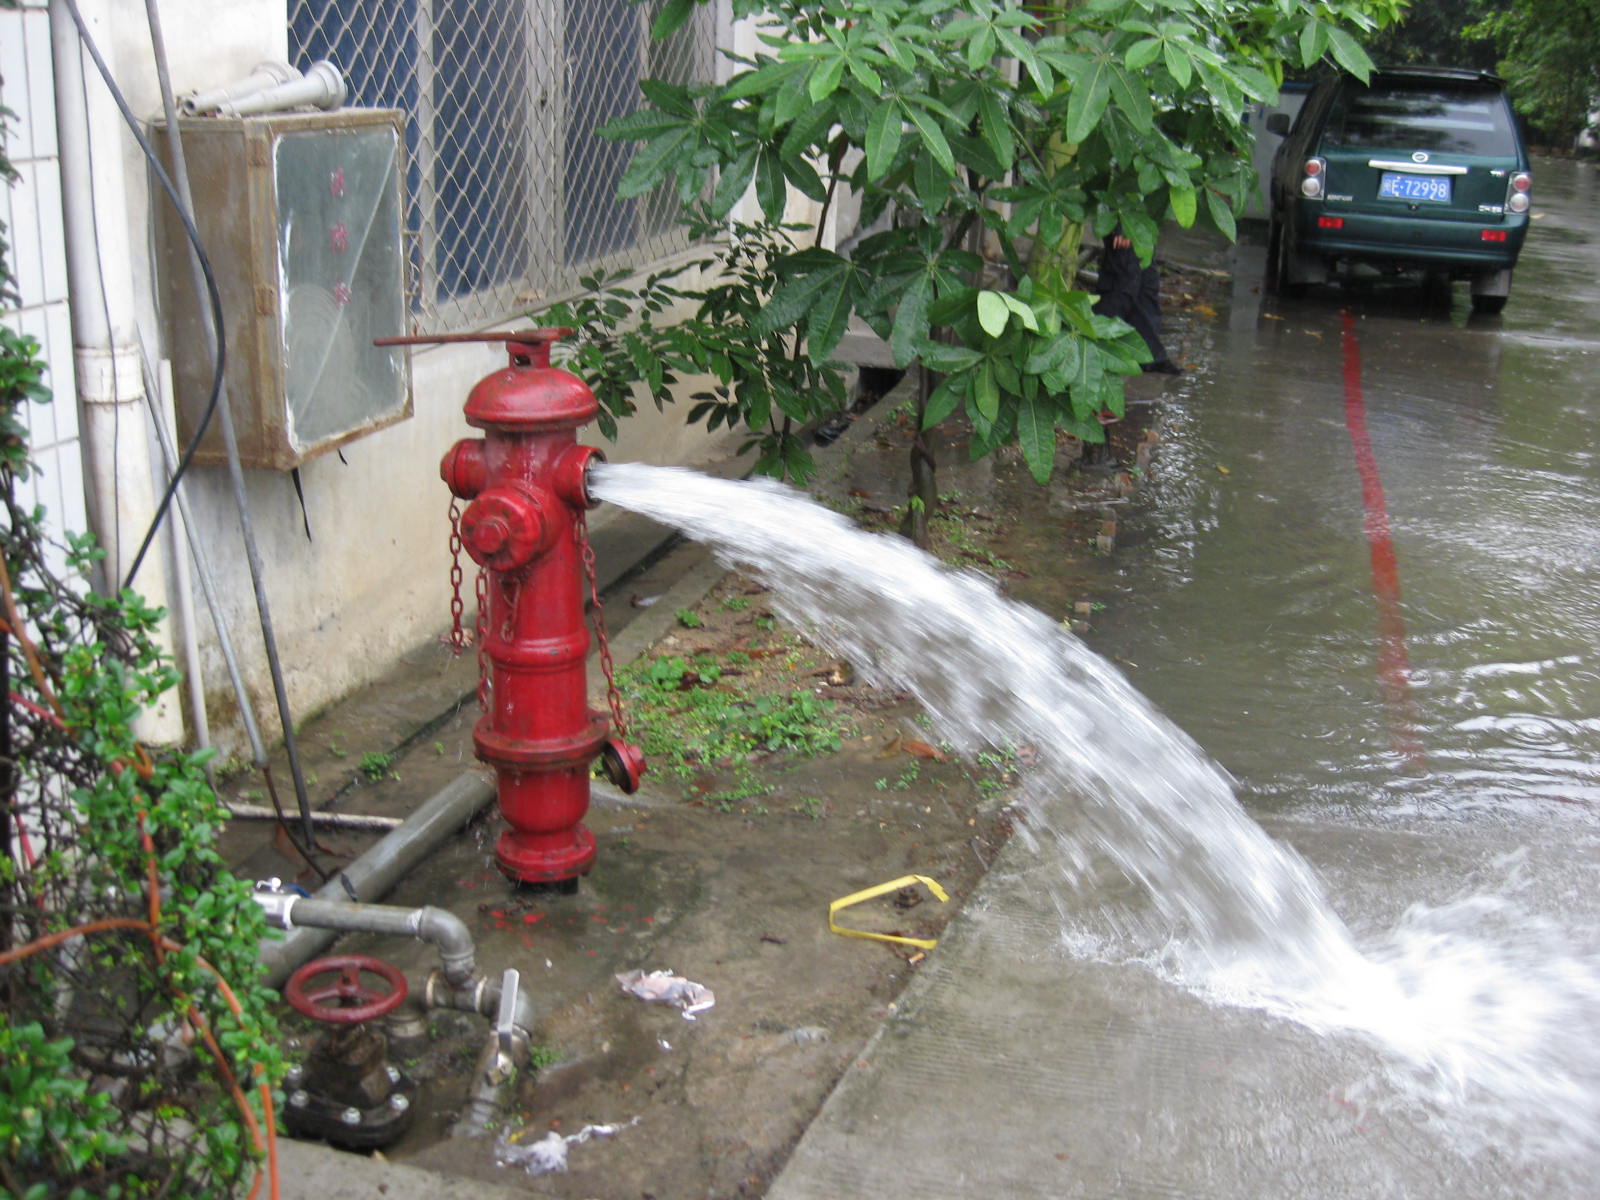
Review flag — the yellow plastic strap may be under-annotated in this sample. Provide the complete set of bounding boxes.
[828,874,949,950]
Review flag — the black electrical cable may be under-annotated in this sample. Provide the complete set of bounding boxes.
[56,0,227,593]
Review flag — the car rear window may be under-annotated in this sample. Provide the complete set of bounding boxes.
[1320,82,1519,157]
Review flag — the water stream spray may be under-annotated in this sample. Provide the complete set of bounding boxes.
[591,461,1600,1163]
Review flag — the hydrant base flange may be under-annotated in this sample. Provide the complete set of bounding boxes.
[496,823,596,884]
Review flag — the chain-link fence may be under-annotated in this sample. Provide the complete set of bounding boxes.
[288,0,717,331]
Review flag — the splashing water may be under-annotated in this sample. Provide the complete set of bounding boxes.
[591,462,1600,1161]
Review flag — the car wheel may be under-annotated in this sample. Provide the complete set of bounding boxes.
[1276,230,1309,299]
[1471,268,1512,315]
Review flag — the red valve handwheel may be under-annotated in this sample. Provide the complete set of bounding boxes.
[285,954,408,1025]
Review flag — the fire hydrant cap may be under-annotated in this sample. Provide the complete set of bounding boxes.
[464,364,597,432]
[459,485,551,572]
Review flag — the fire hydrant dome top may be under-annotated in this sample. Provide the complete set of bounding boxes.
[464,329,598,432]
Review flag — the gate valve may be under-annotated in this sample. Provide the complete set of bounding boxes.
[282,953,417,1150]
[286,954,409,1025]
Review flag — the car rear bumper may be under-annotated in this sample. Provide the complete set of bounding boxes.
[1293,209,1528,272]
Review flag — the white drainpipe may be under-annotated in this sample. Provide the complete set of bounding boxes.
[50,0,183,745]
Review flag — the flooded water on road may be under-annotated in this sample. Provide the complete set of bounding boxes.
[1096,157,1600,825]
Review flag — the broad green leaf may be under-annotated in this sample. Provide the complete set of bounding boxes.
[966,25,997,73]
[976,90,1015,170]
[922,375,966,429]
[757,260,842,333]
[1017,395,1055,484]
[972,361,1000,425]
[599,108,693,141]
[1326,26,1373,80]
[1163,39,1192,88]
[998,28,1051,94]
[1121,209,1160,261]
[904,104,956,176]
[977,291,1010,338]
[866,101,904,180]
[617,125,696,197]
[755,150,786,221]
[775,64,814,124]
[890,273,933,369]
[1065,55,1112,143]
[1169,184,1197,228]
[782,153,828,202]
[848,56,883,94]
[916,341,986,372]
[1125,37,1161,71]
[640,78,696,118]
[809,55,847,103]
[711,146,759,217]
[1207,187,1238,242]
[651,0,696,42]
[1107,65,1152,133]
[1299,20,1328,69]
[1001,293,1038,332]
[804,264,863,363]
[722,60,801,103]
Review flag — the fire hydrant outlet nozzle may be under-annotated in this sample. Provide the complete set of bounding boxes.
[440,439,487,500]
[555,444,605,511]
[459,483,554,573]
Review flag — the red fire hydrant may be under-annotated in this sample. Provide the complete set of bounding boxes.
[425,329,643,885]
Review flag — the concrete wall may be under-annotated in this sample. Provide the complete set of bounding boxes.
[1,1,85,583]
[46,0,749,753]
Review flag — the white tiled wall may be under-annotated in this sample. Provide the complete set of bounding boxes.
[2,0,85,577]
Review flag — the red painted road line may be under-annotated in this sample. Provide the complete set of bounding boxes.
[1340,309,1426,767]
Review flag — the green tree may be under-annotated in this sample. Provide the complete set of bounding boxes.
[571,0,1398,543]
[2,66,283,1195]
[1363,0,1499,73]
[1471,0,1600,146]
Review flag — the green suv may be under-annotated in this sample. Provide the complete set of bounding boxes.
[1265,67,1532,313]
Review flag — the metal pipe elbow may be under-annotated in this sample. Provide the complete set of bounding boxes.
[413,905,476,985]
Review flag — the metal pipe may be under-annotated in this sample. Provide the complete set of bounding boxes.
[423,966,537,1036]
[227,804,400,832]
[179,60,298,116]
[51,0,183,745]
[257,773,496,986]
[254,867,538,1140]
[139,354,269,765]
[255,895,478,986]
[220,60,346,118]
[140,0,317,845]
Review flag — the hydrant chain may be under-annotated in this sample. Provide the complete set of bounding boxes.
[578,510,627,741]
[447,499,467,655]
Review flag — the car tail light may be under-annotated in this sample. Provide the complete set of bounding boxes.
[1481,229,1508,242]
[1506,171,1532,213]
[1318,216,1344,229]
[1300,157,1326,199]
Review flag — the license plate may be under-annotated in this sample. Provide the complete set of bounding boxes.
[1378,171,1452,203]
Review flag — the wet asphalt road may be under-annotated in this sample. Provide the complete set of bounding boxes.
[1095,155,1600,828]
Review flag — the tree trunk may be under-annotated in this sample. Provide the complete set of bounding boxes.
[899,367,939,547]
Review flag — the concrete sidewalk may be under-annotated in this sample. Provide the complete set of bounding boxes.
[768,815,1598,1199]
